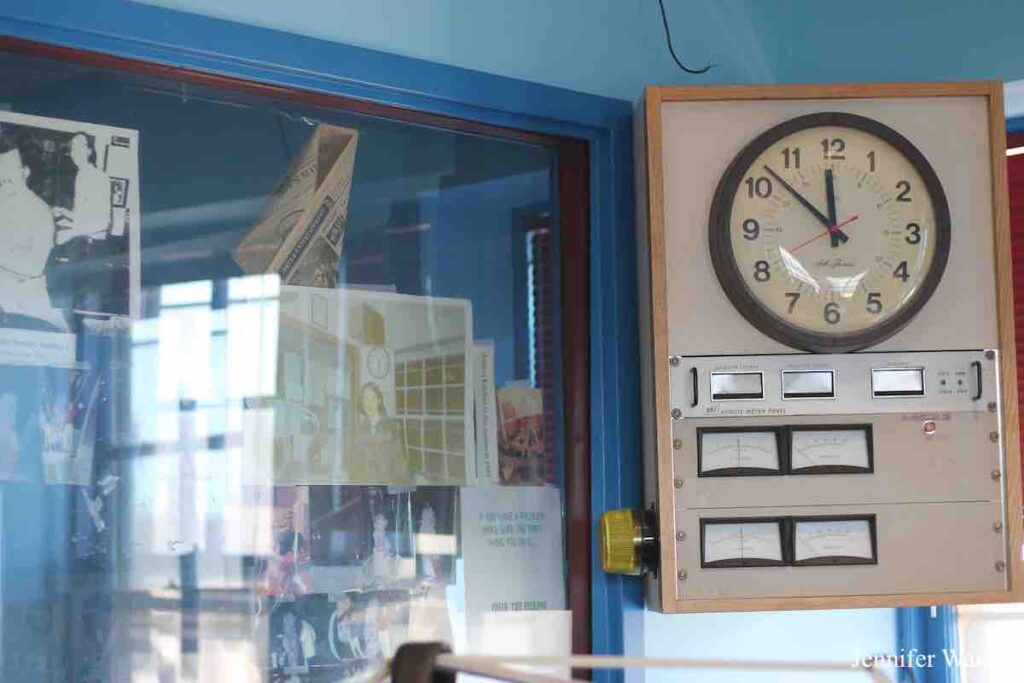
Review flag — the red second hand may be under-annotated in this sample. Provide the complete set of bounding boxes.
[788,214,860,254]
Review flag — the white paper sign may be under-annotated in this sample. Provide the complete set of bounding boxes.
[472,342,500,485]
[461,486,565,646]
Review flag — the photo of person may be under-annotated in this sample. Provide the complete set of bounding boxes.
[496,384,552,485]
[307,486,415,589]
[269,603,318,670]
[411,487,458,586]
[0,111,140,332]
[0,362,99,484]
[350,381,409,483]
[242,286,473,486]
[258,487,312,598]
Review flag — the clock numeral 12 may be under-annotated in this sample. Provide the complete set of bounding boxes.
[821,137,846,160]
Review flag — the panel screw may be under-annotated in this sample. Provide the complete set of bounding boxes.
[673,439,683,450]
[986,350,996,361]
[673,478,684,488]
[678,570,687,581]
[992,470,1002,481]
[676,531,686,541]
[994,521,1004,532]
[996,561,1006,573]
[671,408,682,419]
[988,402,998,413]
[990,431,1000,443]
[669,356,680,367]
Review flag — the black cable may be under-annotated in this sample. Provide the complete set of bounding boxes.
[657,0,713,75]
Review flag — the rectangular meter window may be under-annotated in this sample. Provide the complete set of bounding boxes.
[788,426,873,474]
[872,368,925,397]
[710,372,764,400]
[701,518,787,568]
[792,516,877,566]
[697,428,783,476]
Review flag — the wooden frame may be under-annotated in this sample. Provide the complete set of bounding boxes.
[639,82,1023,613]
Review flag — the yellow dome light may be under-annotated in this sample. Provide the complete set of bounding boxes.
[599,508,658,576]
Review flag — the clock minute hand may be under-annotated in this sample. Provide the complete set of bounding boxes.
[762,165,848,247]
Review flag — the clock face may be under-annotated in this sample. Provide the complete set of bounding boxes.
[709,112,951,352]
[366,346,391,379]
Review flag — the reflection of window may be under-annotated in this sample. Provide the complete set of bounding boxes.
[957,604,1024,681]
[395,353,465,481]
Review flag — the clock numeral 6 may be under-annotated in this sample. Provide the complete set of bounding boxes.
[905,222,921,244]
[753,260,771,282]
[745,176,773,199]
[866,292,882,314]
[823,302,841,325]
[742,219,760,240]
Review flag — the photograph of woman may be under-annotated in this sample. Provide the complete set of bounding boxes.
[350,381,410,484]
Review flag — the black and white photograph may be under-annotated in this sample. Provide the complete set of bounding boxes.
[267,590,410,681]
[0,110,140,333]
[307,486,416,589]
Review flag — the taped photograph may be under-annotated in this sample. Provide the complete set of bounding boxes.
[0,362,99,484]
[242,285,473,486]
[0,110,140,333]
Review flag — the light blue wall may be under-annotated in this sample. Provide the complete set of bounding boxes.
[134,0,775,100]
[136,0,1024,101]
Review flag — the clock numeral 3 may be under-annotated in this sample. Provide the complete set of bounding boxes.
[753,260,771,282]
[824,302,841,325]
[904,222,921,244]
[745,176,773,199]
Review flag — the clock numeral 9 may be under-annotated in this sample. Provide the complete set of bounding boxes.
[742,218,760,240]
[893,261,910,283]
[753,260,771,282]
[905,222,921,244]
[895,180,912,202]
[821,137,846,160]
[782,146,801,169]
[866,292,882,314]
[745,176,773,199]
[823,302,841,325]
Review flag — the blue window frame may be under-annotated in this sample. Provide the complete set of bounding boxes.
[0,3,639,681]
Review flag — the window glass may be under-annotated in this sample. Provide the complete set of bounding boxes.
[0,48,570,681]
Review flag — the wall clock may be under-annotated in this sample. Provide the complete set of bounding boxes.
[708,112,951,353]
[366,345,391,379]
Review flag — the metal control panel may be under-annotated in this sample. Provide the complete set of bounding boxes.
[669,350,1009,603]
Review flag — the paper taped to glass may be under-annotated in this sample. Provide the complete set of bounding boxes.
[233,124,358,288]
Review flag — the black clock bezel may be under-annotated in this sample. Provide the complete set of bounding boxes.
[708,111,951,353]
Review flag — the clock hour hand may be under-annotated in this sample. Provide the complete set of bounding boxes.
[762,165,848,247]
[824,169,850,247]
